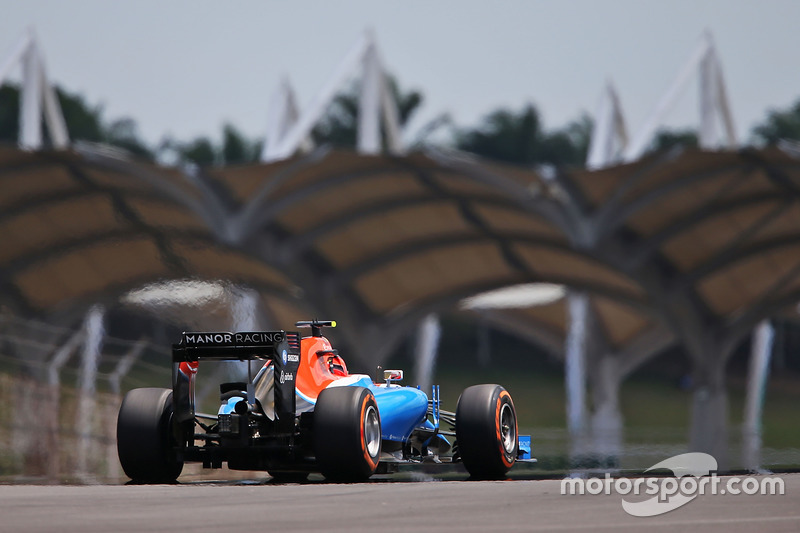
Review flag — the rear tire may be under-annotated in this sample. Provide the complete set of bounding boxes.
[455,384,518,480]
[314,386,381,481]
[117,388,183,483]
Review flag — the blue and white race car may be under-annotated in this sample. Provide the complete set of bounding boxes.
[117,320,532,482]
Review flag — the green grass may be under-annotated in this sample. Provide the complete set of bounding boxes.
[430,367,566,428]
[427,365,800,454]
[731,375,800,449]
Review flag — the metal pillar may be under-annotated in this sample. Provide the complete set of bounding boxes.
[623,30,736,161]
[20,40,42,149]
[380,66,404,155]
[742,320,774,471]
[1,27,69,150]
[226,288,260,384]
[584,30,740,469]
[41,66,69,148]
[590,354,623,465]
[0,28,33,85]
[414,314,441,392]
[358,39,382,154]
[699,39,737,149]
[586,82,628,170]
[689,360,729,468]
[264,30,404,161]
[584,81,628,461]
[266,32,372,161]
[76,305,105,479]
[565,292,589,460]
[261,77,303,162]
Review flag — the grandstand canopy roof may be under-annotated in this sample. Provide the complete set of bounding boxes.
[2,144,799,364]
[560,147,800,352]
[0,146,307,326]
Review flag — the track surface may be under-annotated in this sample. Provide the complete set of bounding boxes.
[1,474,798,532]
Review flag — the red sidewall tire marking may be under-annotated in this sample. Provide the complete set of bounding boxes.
[496,390,516,468]
[360,394,378,470]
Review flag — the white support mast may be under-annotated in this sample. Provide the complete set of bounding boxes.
[565,292,590,458]
[586,81,628,170]
[623,30,736,162]
[742,320,774,471]
[0,27,69,150]
[19,36,43,149]
[262,30,404,162]
[414,314,441,393]
[358,36,382,154]
[261,77,303,162]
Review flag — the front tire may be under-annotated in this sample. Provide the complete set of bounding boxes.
[455,384,518,480]
[117,388,183,483]
[314,386,381,481]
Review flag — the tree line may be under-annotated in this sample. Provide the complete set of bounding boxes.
[1,79,799,168]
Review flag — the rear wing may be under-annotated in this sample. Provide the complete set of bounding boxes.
[172,330,301,428]
[173,331,300,360]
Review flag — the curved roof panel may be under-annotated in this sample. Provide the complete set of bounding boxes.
[562,147,800,339]
[0,146,300,319]
[203,150,647,332]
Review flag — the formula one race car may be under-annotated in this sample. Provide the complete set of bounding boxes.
[117,320,531,483]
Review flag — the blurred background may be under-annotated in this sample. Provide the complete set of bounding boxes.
[1,1,799,482]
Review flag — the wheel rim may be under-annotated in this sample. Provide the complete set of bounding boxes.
[499,403,516,454]
[363,405,381,458]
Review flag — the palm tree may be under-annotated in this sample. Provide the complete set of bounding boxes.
[456,104,592,167]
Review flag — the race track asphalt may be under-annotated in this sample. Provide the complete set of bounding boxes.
[1,473,798,532]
